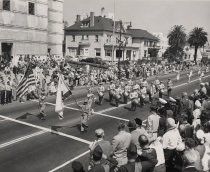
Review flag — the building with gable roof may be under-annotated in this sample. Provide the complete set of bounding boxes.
[65,12,159,62]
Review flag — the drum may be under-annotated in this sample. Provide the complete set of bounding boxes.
[99,92,103,97]
[116,94,121,99]
[124,92,128,97]
[133,99,139,104]
[160,89,164,93]
[110,90,114,95]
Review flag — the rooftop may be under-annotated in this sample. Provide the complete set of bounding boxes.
[128,29,159,41]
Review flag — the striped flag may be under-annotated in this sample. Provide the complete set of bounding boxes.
[17,63,36,98]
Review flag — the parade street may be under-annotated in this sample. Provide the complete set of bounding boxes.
[0,72,209,172]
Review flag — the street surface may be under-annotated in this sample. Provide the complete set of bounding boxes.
[0,71,210,172]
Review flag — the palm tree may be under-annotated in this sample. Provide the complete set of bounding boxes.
[188,27,208,64]
[167,25,187,61]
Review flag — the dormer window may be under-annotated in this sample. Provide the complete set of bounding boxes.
[81,21,90,28]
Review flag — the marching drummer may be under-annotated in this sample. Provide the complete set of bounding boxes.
[154,77,160,94]
[187,70,193,83]
[114,85,123,107]
[158,81,165,98]
[97,82,105,105]
[167,78,173,97]
[108,81,115,102]
[130,85,139,111]
[124,82,131,104]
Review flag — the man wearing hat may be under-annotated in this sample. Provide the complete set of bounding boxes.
[76,100,93,133]
[167,78,173,98]
[38,88,47,120]
[123,82,131,104]
[158,81,165,98]
[108,81,115,102]
[128,118,148,151]
[200,83,207,97]
[97,82,105,105]
[162,118,183,171]
[129,87,139,111]
[114,85,123,107]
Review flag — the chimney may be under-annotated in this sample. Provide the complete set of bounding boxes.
[101,7,105,17]
[127,21,132,29]
[76,15,81,23]
[90,12,94,27]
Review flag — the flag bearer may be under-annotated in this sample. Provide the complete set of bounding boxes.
[38,89,47,120]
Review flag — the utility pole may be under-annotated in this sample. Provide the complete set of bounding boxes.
[118,20,122,79]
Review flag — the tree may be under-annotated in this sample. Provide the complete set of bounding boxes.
[167,25,187,61]
[148,48,159,57]
[188,27,208,64]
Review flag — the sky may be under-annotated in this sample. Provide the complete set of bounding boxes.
[64,0,210,41]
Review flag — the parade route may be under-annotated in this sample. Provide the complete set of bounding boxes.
[0,73,209,172]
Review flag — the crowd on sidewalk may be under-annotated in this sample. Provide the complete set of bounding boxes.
[72,82,210,172]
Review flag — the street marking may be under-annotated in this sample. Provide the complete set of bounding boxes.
[0,131,46,149]
[0,119,7,122]
[49,150,90,172]
[0,115,91,145]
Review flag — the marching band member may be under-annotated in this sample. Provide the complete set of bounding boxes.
[129,86,139,111]
[123,82,131,104]
[167,78,173,97]
[38,89,47,120]
[158,81,165,98]
[154,77,160,94]
[176,70,180,81]
[108,81,115,102]
[97,82,105,105]
[114,85,123,107]
[187,70,193,83]
[77,100,92,133]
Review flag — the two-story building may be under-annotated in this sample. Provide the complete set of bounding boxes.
[65,12,159,62]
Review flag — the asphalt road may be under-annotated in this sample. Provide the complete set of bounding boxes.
[0,71,209,172]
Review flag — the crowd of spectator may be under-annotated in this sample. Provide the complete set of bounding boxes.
[71,82,210,172]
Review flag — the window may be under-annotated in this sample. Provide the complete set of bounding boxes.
[95,48,101,57]
[105,50,112,57]
[28,2,35,15]
[106,35,111,43]
[82,35,88,40]
[72,35,75,42]
[3,0,10,11]
[95,35,99,42]
[144,50,147,57]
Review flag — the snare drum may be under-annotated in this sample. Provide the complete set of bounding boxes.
[99,92,104,97]
[133,99,139,104]
[124,92,128,97]
[116,94,121,99]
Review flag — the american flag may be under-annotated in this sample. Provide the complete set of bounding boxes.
[17,63,36,98]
